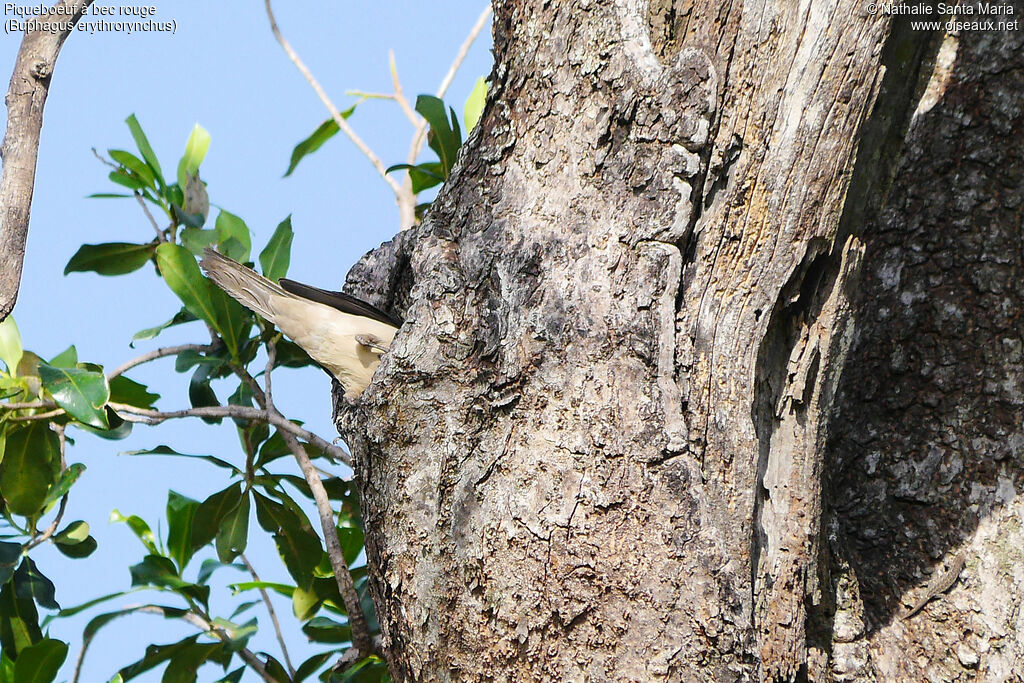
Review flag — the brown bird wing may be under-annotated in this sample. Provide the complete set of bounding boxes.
[278,278,402,328]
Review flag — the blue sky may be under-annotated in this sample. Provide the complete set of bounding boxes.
[1,2,492,679]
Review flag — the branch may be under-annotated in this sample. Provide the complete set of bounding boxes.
[264,0,402,199]
[134,192,165,243]
[107,402,352,467]
[0,0,94,320]
[407,5,492,168]
[241,553,295,677]
[107,343,216,380]
[260,338,374,657]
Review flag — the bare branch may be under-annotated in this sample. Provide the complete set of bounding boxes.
[389,51,420,128]
[241,553,295,677]
[108,343,216,380]
[134,192,165,243]
[107,402,352,467]
[10,408,63,422]
[277,421,374,657]
[0,0,95,320]
[407,5,492,169]
[264,0,402,198]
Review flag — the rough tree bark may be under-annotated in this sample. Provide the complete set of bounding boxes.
[336,0,1021,680]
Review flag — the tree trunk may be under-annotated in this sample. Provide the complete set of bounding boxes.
[337,0,1022,680]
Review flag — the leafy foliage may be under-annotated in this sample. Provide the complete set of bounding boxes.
[0,116,384,682]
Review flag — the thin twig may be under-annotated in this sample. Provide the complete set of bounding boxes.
[260,337,373,658]
[264,0,402,198]
[407,5,492,167]
[241,553,295,677]
[135,192,165,243]
[0,400,55,410]
[389,51,419,128]
[108,343,216,380]
[344,90,395,101]
[10,408,63,422]
[107,402,352,466]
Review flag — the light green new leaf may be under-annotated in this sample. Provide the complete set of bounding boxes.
[64,242,157,277]
[37,363,109,429]
[44,463,85,507]
[176,123,211,190]
[259,215,293,281]
[464,76,488,131]
[0,423,60,516]
[54,520,90,546]
[11,637,67,683]
[0,317,23,376]
[125,114,164,188]
[214,210,251,263]
[110,510,159,555]
[179,227,218,257]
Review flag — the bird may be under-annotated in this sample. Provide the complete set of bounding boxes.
[200,247,401,399]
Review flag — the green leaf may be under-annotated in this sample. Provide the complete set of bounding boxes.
[0,543,21,586]
[464,76,488,131]
[156,243,220,329]
[191,484,243,551]
[130,308,196,346]
[13,558,58,610]
[165,491,199,571]
[179,228,218,257]
[214,210,251,263]
[188,364,221,424]
[163,641,223,683]
[37,363,109,429]
[0,651,12,681]
[292,584,319,621]
[273,339,313,369]
[0,580,40,660]
[227,581,294,599]
[215,492,249,563]
[208,289,251,361]
[107,170,148,192]
[283,105,357,177]
[110,510,159,555]
[118,634,199,681]
[385,162,444,194]
[294,651,334,682]
[108,376,160,409]
[0,423,60,517]
[124,446,239,474]
[53,520,89,545]
[176,123,211,190]
[64,242,157,277]
[0,317,23,376]
[125,114,165,188]
[209,617,256,652]
[214,667,244,683]
[416,95,462,176]
[46,345,77,368]
[54,535,97,559]
[252,492,322,588]
[44,463,85,507]
[302,616,351,644]
[337,525,364,567]
[11,637,66,683]
[108,149,156,190]
[196,559,244,585]
[259,215,293,281]
[330,655,389,683]
[128,556,209,608]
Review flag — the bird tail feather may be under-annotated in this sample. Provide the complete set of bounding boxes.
[200,247,286,323]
